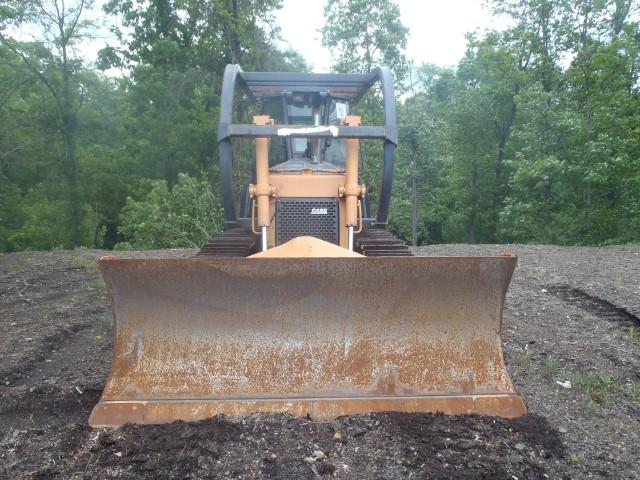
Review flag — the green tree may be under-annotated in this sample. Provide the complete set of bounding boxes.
[416,31,531,243]
[0,0,94,247]
[117,173,223,249]
[497,0,640,244]
[391,64,453,245]
[322,0,409,83]
[2,0,639,252]
[94,0,308,248]
[99,0,305,192]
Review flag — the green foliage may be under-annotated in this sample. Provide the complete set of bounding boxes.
[542,354,562,381]
[571,370,640,408]
[572,370,616,405]
[0,0,303,252]
[514,349,533,377]
[0,0,639,251]
[117,174,222,249]
[0,185,102,251]
[87,278,106,290]
[74,256,96,270]
[322,0,409,83]
[569,452,581,464]
[387,0,640,246]
[1,1,97,247]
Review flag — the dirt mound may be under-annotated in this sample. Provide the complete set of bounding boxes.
[2,412,564,480]
[88,413,564,479]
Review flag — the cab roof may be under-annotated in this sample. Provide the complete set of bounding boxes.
[238,70,381,103]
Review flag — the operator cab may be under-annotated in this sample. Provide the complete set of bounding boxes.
[262,92,349,173]
[217,65,398,240]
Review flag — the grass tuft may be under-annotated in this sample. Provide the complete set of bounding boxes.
[570,370,640,409]
[514,349,532,377]
[74,257,96,270]
[543,354,562,381]
[87,278,106,289]
[572,371,616,406]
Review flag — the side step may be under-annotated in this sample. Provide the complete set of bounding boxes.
[196,229,257,257]
[355,229,413,256]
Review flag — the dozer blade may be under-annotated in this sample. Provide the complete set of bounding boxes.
[89,255,526,427]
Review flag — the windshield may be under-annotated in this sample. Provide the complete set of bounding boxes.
[262,94,350,168]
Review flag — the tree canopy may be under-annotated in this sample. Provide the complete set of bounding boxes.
[0,0,638,252]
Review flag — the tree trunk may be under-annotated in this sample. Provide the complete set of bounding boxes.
[492,87,518,241]
[469,145,479,243]
[61,119,81,245]
[411,153,417,247]
[61,34,82,246]
[230,0,242,64]
[580,9,593,235]
[585,94,593,232]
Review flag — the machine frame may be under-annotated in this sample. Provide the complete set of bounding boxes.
[216,64,398,234]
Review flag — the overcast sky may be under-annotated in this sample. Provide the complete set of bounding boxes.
[22,0,507,72]
[275,0,508,71]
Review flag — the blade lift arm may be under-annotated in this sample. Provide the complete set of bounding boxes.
[340,115,366,250]
[248,115,277,251]
[248,114,366,252]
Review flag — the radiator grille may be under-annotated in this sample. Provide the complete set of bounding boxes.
[276,198,339,245]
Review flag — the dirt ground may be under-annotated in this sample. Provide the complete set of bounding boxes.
[0,244,639,479]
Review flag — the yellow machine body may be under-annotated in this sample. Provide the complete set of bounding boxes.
[89,75,526,428]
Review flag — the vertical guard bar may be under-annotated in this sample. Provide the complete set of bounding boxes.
[281,94,293,160]
[377,141,396,225]
[218,139,236,223]
[352,67,397,225]
[217,64,256,226]
[374,67,397,225]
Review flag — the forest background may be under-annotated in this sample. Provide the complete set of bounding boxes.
[0,0,638,252]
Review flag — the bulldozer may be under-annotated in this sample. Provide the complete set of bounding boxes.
[89,65,526,427]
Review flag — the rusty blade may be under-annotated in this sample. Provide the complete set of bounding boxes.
[90,256,525,427]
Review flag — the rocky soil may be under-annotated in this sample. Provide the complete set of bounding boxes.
[1,244,639,479]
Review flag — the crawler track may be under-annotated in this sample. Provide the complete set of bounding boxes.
[196,229,258,257]
[196,228,412,257]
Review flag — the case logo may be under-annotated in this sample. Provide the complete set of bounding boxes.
[310,208,328,215]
